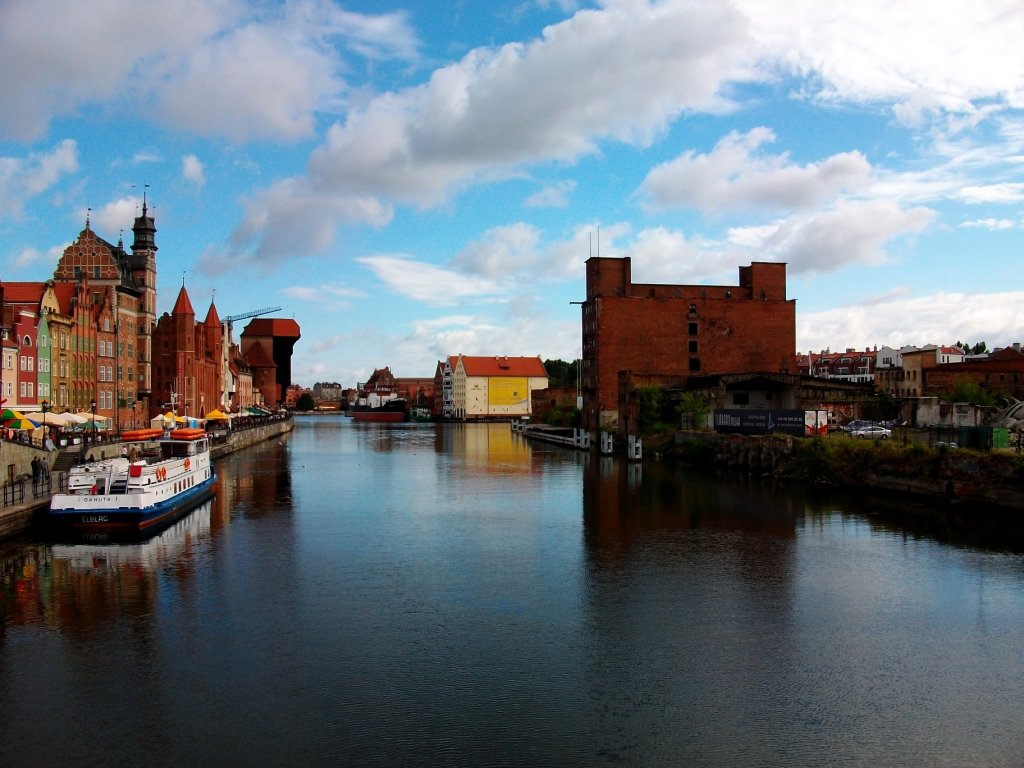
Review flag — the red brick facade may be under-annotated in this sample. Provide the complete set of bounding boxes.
[581,257,795,431]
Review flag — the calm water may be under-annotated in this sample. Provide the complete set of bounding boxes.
[2,417,1023,767]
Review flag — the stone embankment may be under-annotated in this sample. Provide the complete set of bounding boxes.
[672,430,1024,512]
[0,416,294,541]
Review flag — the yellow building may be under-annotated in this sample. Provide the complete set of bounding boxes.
[451,355,548,420]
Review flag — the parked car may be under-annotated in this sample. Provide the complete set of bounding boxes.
[851,425,891,439]
[840,420,874,433]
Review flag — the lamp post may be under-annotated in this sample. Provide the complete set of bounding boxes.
[131,400,136,430]
[90,399,96,443]
[41,399,48,447]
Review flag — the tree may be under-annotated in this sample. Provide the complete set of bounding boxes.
[296,393,316,411]
[542,359,579,389]
[945,378,1000,407]
[677,392,709,430]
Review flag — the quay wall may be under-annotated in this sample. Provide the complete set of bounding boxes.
[673,431,1024,511]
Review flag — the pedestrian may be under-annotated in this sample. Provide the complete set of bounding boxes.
[31,457,40,489]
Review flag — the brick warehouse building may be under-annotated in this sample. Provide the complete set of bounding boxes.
[580,257,795,431]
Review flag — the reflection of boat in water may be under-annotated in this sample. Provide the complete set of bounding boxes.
[48,428,216,535]
[50,499,213,555]
[409,406,433,422]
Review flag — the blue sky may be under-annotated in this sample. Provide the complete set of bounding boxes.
[2,0,1023,386]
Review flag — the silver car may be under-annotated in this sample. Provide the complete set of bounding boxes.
[851,425,891,439]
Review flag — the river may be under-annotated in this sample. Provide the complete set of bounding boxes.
[2,417,1022,767]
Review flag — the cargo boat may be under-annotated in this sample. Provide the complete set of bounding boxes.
[351,397,408,422]
[48,427,216,534]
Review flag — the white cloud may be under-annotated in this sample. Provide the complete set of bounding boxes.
[90,196,142,238]
[642,127,871,213]
[0,140,78,218]
[960,218,1017,230]
[0,0,418,142]
[754,201,935,273]
[798,290,1024,352]
[182,155,205,187]
[739,0,1024,118]
[281,283,367,307]
[957,183,1024,204]
[524,179,577,208]
[11,244,64,270]
[357,254,501,304]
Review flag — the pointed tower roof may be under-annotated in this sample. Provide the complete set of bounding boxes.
[204,300,221,326]
[173,285,195,316]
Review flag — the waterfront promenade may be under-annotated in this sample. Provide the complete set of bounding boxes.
[0,413,294,540]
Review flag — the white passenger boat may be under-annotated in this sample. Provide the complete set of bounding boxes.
[49,427,217,534]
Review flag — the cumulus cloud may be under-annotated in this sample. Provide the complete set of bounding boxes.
[642,127,871,213]
[11,244,65,270]
[221,0,751,268]
[0,0,418,142]
[755,200,935,273]
[739,0,1024,118]
[182,155,205,187]
[356,254,501,305]
[798,290,1024,352]
[90,196,142,238]
[0,140,78,218]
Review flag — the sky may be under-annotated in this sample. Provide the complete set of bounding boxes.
[2,0,1023,387]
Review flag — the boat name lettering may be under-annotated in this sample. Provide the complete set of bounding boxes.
[81,515,109,523]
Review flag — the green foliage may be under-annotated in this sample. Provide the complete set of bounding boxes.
[780,437,943,483]
[635,386,671,434]
[862,392,900,422]
[677,392,709,430]
[545,405,582,428]
[296,393,316,411]
[543,359,579,389]
[955,340,987,355]
[944,377,1001,407]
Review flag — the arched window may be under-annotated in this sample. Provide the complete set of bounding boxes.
[22,335,32,347]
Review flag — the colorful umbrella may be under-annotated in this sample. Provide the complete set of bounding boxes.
[4,416,40,430]
[204,409,230,421]
[0,407,26,422]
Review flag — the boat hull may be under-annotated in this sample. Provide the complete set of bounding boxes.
[48,474,218,534]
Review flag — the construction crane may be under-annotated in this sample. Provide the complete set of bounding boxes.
[223,306,282,336]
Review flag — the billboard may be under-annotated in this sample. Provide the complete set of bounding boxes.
[488,377,528,407]
[714,409,829,436]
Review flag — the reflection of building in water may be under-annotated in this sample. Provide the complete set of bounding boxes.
[1,544,52,628]
[217,438,293,518]
[583,458,800,560]
[445,423,533,474]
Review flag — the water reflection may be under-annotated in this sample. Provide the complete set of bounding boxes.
[0,420,1022,767]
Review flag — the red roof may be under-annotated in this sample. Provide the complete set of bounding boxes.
[204,301,221,326]
[172,286,195,315]
[2,282,45,304]
[458,355,547,378]
[242,318,300,338]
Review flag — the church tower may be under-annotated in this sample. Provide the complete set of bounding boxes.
[129,195,158,410]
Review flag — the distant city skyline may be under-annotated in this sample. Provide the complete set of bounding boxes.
[2,0,1022,386]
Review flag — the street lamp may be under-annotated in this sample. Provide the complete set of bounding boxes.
[90,399,96,443]
[131,400,136,430]
[41,399,48,447]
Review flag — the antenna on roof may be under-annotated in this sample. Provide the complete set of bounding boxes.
[85,207,91,230]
